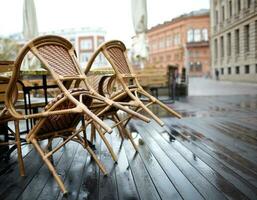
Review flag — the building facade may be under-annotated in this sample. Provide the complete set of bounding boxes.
[211,0,257,82]
[147,9,210,77]
[10,27,107,68]
[44,27,107,68]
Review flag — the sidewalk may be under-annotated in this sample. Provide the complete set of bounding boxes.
[188,77,257,96]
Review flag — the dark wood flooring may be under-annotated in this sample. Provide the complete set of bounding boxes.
[0,95,257,200]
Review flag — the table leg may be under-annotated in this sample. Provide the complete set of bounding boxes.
[42,75,48,105]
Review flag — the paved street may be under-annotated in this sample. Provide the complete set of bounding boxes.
[188,77,257,96]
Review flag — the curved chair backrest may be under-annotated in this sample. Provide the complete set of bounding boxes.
[5,35,84,119]
[29,35,80,77]
[85,40,134,76]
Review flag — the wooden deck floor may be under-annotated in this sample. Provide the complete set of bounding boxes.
[0,95,257,200]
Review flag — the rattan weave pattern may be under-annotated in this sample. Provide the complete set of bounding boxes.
[37,88,91,135]
[38,44,79,76]
[87,75,101,92]
[107,47,130,74]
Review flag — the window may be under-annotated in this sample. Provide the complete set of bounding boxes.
[227,32,231,56]
[244,24,250,52]
[237,0,241,13]
[189,62,194,72]
[80,52,91,63]
[196,61,202,72]
[255,21,257,53]
[166,35,173,47]
[245,65,250,74]
[215,10,219,24]
[221,68,224,75]
[97,37,105,47]
[194,29,201,42]
[152,41,157,50]
[159,38,165,49]
[247,0,251,8]
[80,38,93,50]
[229,1,232,17]
[174,34,181,45]
[235,29,240,54]
[222,6,225,21]
[235,66,240,74]
[202,29,208,41]
[221,36,224,57]
[214,39,218,59]
[228,67,231,74]
[187,29,194,42]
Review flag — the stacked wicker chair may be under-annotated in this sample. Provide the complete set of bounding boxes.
[5,35,150,194]
[84,40,182,142]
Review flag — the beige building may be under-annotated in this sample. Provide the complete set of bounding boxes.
[211,0,257,82]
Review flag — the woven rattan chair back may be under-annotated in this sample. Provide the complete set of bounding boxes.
[37,44,79,77]
[103,42,131,75]
[85,40,133,76]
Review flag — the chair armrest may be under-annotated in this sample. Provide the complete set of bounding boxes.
[98,74,116,96]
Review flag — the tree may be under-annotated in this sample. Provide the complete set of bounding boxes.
[0,38,21,61]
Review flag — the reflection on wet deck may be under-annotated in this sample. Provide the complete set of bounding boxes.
[0,95,257,199]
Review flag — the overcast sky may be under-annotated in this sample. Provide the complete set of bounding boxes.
[0,0,209,46]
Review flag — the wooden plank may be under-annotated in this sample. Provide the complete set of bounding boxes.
[162,119,257,200]
[36,141,80,200]
[17,139,65,200]
[126,125,183,200]
[0,142,46,200]
[133,122,205,200]
[146,121,247,200]
[76,127,101,200]
[55,143,89,200]
[177,118,257,173]
[110,129,140,200]
[123,134,162,200]
[98,132,119,200]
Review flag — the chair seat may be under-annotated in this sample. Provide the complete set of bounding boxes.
[36,88,91,137]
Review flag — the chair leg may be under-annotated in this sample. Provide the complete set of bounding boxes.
[90,124,96,143]
[14,120,25,176]
[112,114,125,139]
[31,138,68,194]
[141,91,182,119]
[94,123,118,163]
[81,121,107,175]
[138,100,165,126]
[84,141,107,175]
[113,114,138,152]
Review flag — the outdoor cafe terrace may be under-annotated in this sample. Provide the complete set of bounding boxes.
[0,94,257,200]
[0,33,256,200]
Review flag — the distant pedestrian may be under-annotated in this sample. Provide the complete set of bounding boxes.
[215,69,219,81]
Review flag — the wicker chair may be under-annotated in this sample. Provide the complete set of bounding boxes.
[5,35,149,193]
[84,40,182,132]
[0,76,25,176]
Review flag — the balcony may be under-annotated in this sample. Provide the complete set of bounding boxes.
[186,41,209,48]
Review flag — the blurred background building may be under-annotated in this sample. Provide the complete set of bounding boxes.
[7,27,107,68]
[211,0,257,82]
[146,9,210,77]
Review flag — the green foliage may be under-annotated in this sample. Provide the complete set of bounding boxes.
[0,38,21,61]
